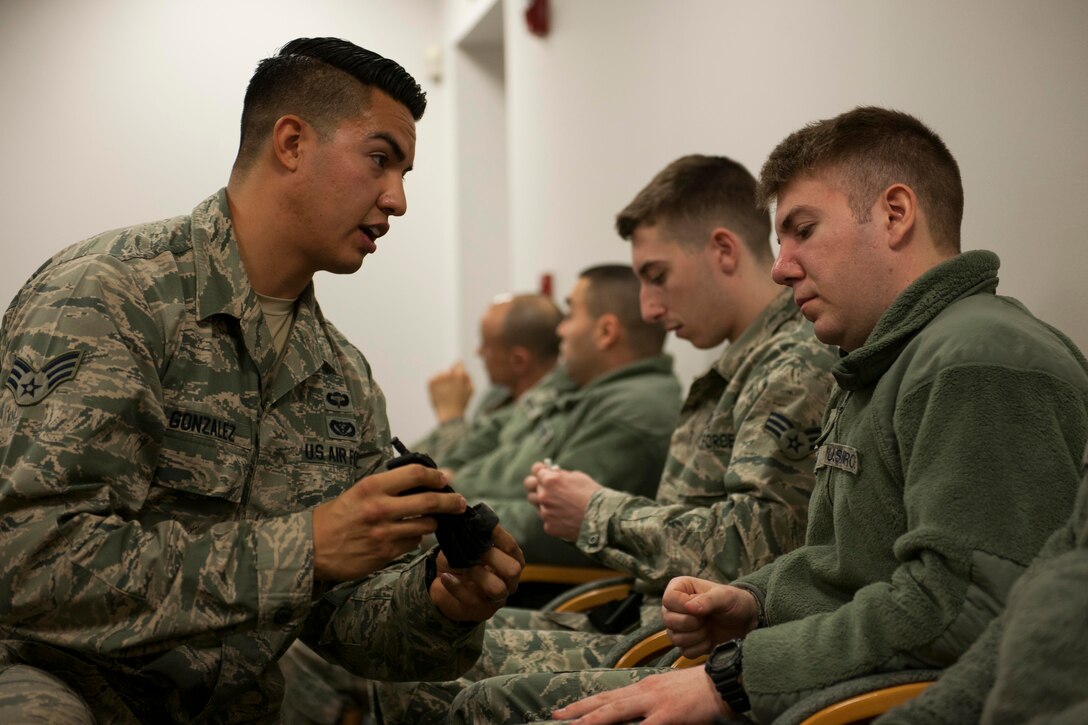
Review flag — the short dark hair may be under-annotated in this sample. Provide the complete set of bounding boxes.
[757,106,963,252]
[579,264,666,356]
[500,294,562,362]
[235,37,427,168]
[615,155,772,263]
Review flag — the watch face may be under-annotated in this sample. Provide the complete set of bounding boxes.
[709,640,741,670]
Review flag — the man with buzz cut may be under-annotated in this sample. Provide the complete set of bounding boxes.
[459,107,1088,725]
[371,154,837,723]
[0,37,524,724]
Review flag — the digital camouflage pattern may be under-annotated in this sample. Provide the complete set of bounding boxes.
[442,370,571,471]
[411,384,515,466]
[370,290,836,723]
[449,666,650,725]
[281,604,616,722]
[577,289,836,589]
[0,191,483,723]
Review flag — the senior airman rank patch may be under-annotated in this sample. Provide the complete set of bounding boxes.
[763,412,822,460]
[5,351,83,406]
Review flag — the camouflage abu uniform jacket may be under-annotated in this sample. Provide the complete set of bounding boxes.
[0,191,482,723]
[578,290,836,590]
[412,384,516,466]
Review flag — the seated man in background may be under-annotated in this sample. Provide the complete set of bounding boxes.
[451,263,682,568]
[0,37,522,724]
[375,154,837,723]
[413,293,561,464]
[876,443,1088,724]
[452,106,1088,725]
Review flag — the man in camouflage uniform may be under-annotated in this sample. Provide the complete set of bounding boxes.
[286,264,682,723]
[412,293,562,465]
[372,156,836,722]
[0,38,524,724]
[459,109,1088,725]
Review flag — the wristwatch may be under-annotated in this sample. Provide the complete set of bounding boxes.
[704,639,751,713]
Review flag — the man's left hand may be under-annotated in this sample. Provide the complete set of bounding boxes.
[552,667,731,724]
[524,462,602,542]
[428,524,524,622]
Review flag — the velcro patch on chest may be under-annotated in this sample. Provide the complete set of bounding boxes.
[814,443,860,474]
[326,415,360,441]
[699,431,736,450]
[166,408,240,443]
[324,390,351,411]
[5,351,84,406]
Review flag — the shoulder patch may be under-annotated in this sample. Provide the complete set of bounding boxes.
[763,412,821,460]
[5,351,84,406]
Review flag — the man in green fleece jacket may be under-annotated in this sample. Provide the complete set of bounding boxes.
[876,443,1088,724]
[448,107,1088,724]
[449,264,682,568]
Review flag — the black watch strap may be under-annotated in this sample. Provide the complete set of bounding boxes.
[705,640,751,713]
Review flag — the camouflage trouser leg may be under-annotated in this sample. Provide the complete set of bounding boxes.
[448,666,661,725]
[0,662,95,724]
[279,640,377,724]
[372,607,622,724]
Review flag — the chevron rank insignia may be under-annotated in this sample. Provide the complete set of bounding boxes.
[763,412,822,461]
[5,351,84,406]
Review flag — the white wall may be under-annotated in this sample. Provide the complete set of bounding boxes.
[499,0,1088,388]
[446,0,514,405]
[0,0,453,442]
[4,0,1088,445]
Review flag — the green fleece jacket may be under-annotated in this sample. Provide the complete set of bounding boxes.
[452,355,682,566]
[734,251,1088,722]
[877,443,1088,724]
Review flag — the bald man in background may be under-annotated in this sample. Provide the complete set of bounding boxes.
[414,293,561,464]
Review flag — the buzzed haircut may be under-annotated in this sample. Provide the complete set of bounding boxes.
[615,155,773,263]
[757,106,963,252]
[235,37,427,169]
[500,294,563,362]
[579,264,667,356]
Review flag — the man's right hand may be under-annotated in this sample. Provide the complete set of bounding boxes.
[524,462,602,542]
[428,362,474,423]
[661,577,760,657]
[311,464,466,582]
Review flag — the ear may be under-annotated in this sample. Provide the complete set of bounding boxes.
[594,313,621,350]
[271,115,307,172]
[709,227,741,274]
[508,346,532,374]
[881,183,917,250]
